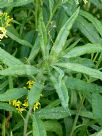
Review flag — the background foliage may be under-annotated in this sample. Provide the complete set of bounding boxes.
[0,0,102,136]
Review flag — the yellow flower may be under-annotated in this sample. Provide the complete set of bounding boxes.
[0,12,13,41]
[12,100,17,106]
[33,101,41,111]
[9,80,42,113]
[26,80,34,89]
[0,27,7,41]
[22,100,29,107]
[10,99,41,113]
[10,99,26,113]
[16,107,25,113]
[12,100,21,108]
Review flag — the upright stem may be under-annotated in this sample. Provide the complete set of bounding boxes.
[23,107,32,136]
[2,117,6,136]
[70,97,85,136]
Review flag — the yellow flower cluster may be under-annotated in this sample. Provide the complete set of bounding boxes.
[10,80,41,113]
[0,12,13,41]
[10,99,41,113]
[11,100,25,113]
[33,101,41,111]
[0,27,7,40]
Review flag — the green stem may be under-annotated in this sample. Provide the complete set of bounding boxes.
[8,76,13,89]
[70,97,85,136]
[23,107,32,136]
[2,117,6,136]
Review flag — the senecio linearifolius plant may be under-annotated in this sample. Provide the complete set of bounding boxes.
[0,0,102,136]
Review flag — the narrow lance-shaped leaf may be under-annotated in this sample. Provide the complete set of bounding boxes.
[76,16,102,43]
[64,44,102,58]
[0,65,38,76]
[36,107,70,119]
[92,93,102,126]
[65,76,102,94]
[38,8,47,59]
[0,88,27,101]
[28,82,43,106]
[0,47,23,67]
[0,0,33,8]
[48,0,54,16]
[50,8,79,59]
[71,110,94,119]
[55,62,102,80]
[0,102,17,112]
[50,67,69,109]
[28,36,40,62]
[7,30,32,48]
[32,113,47,136]
[80,10,102,37]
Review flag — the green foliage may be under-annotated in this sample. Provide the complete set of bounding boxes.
[92,93,102,126]
[32,114,47,136]
[36,107,70,119]
[50,68,69,109]
[0,47,23,66]
[0,0,102,135]
[28,82,43,106]
[0,88,27,101]
[0,102,16,112]
[44,120,63,136]
[0,65,38,76]
[0,0,33,8]
[50,8,79,60]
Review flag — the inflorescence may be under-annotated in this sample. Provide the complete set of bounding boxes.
[10,80,41,113]
[0,12,13,41]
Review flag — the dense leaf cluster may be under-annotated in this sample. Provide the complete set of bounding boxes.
[0,0,102,136]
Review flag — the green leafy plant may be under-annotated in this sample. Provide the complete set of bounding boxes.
[0,0,102,136]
